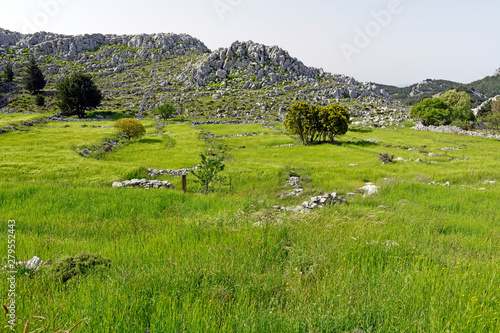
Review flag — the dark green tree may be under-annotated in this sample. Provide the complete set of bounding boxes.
[23,56,46,94]
[284,102,350,145]
[56,73,103,118]
[157,103,176,120]
[318,104,350,142]
[3,63,14,82]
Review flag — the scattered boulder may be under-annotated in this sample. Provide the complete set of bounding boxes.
[280,175,303,197]
[112,179,175,189]
[275,192,347,211]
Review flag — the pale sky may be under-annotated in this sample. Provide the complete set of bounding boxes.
[1,0,499,86]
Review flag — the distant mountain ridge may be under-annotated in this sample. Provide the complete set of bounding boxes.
[376,69,500,107]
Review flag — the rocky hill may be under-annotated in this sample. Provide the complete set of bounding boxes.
[0,28,209,60]
[0,28,406,125]
[377,69,500,107]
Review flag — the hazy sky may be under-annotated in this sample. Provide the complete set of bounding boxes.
[1,0,499,86]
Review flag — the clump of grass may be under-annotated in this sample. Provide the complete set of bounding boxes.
[378,152,395,164]
[48,253,111,283]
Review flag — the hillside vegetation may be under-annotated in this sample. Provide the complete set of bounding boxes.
[378,74,500,107]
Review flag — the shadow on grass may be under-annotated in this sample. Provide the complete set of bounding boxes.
[138,138,163,144]
[341,140,379,147]
[84,111,130,120]
[349,128,373,133]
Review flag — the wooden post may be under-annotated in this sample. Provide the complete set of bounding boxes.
[182,174,187,193]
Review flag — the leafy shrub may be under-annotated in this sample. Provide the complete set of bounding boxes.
[410,98,451,126]
[482,113,500,132]
[114,118,146,141]
[378,152,395,164]
[411,91,475,126]
[48,253,111,283]
[450,120,473,131]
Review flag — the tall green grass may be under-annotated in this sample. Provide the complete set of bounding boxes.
[0,120,499,332]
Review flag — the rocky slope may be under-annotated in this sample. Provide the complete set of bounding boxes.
[0,28,209,61]
[0,28,404,124]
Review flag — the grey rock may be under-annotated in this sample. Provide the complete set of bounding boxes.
[148,166,199,177]
[112,179,175,189]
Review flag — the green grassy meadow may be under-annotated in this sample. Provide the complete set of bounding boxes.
[1,117,499,332]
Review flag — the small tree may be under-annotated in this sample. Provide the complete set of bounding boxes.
[283,101,309,144]
[284,102,349,145]
[23,56,46,95]
[318,104,350,142]
[114,118,146,141]
[3,63,14,82]
[438,90,475,122]
[410,98,451,126]
[378,152,395,164]
[190,149,227,194]
[157,103,176,120]
[56,73,103,118]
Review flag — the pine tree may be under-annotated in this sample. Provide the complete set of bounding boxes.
[3,63,14,82]
[56,73,103,118]
[23,56,46,95]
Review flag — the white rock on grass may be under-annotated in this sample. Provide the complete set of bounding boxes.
[357,183,380,197]
[5,256,44,271]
